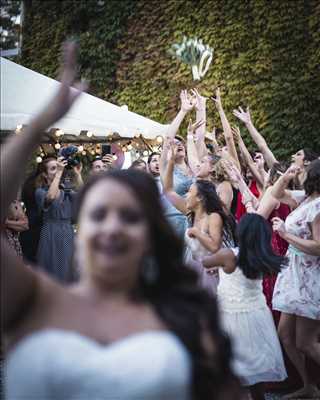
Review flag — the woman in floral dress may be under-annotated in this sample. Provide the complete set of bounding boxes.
[271,160,320,399]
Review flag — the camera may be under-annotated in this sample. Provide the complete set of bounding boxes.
[59,145,79,169]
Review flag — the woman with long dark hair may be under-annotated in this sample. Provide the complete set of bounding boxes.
[203,214,287,400]
[2,42,240,400]
[161,136,237,294]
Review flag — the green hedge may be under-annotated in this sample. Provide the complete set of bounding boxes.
[20,0,320,159]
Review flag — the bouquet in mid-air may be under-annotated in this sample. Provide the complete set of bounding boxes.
[170,36,213,81]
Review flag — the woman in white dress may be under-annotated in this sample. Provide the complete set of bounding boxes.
[271,161,320,399]
[202,214,287,400]
[161,136,237,295]
[1,43,240,400]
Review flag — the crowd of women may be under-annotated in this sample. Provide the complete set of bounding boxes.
[2,42,319,400]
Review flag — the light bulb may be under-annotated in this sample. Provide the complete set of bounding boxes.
[55,143,61,149]
[55,129,64,137]
[87,131,93,138]
[127,144,133,151]
[78,145,84,152]
[36,156,43,163]
[156,136,163,143]
[143,150,149,157]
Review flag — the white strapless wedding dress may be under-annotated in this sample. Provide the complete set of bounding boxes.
[5,329,191,400]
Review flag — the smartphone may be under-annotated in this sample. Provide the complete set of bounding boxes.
[101,144,111,157]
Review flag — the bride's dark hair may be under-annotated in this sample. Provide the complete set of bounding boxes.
[75,169,240,400]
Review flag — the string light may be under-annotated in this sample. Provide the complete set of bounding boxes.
[143,150,149,157]
[78,145,84,152]
[156,136,163,143]
[16,124,23,134]
[40,152,45,157]
[55,143,61,150]
[55,129,64,137]
[87,131,93,138]
[127,144,133,151]
[122,146,127,152]
[36,156,43,163]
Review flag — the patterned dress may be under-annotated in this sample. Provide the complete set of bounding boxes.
[272,195,320,320]
[36,188,75,283]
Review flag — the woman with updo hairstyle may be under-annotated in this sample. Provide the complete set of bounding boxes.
[2,42,240,400]
[271,159,320,399]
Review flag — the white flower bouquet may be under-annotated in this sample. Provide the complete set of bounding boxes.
[170,36,213,80]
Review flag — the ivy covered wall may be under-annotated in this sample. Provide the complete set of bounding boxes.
[20,0,320,158]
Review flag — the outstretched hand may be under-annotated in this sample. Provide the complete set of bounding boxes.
[180,90,196,113]
[231,125,242,142]
[190,88,207,112]
[210,87,222,107]
[37,41,87,129]
[233,106,251,125]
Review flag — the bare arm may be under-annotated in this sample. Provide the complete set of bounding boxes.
[273,214,320,256]
[186,119,206,176]
[187,213,223,253]
[0,43,85,223]
[192,89,208,159]
[166,90,195,140]
[160,146,188,214]
[5,218,29,232]
[212,89,241,171]
[202,248,237,274]
[0,42,85,332]
[271,166,300,201]
[232,126,264,188]
[233,106,278,169]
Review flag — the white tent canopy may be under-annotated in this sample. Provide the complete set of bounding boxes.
[0,57,169,139]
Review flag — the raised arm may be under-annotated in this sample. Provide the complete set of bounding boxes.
[166,90,195,140]
[233,106,278,169]
[0,42,85,223]
[1,42,85,332]
[222,160,259,213]
[191,88,208,159]
[160,144,188,214]
[270,166,300,201]
[231,125,264,188]
[211,88,241,171]
[186,119,205,175]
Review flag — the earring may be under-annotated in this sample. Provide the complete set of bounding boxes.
[141,255,160,286]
